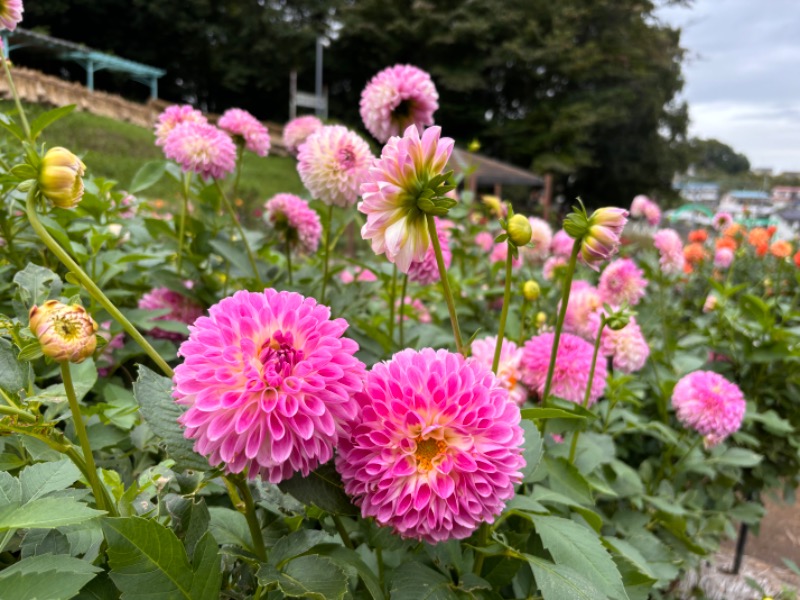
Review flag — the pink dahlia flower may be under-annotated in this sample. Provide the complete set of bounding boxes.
[408,218,451,285]
[630,195,650,218]
[359,64,439,143]
[97,321,125,377]
[154,105,207,146]
[0,0,22,31]
[526,217,553,261]
[283,115,323,156]
[336,348,524,543]
[543,256,567,280]
[174,289,366,483]
[671,370,746,447]
[395,296,432,323]
[598,258,648,306]
[218,108,271,157]
[579,207,629,269]
[643,201,661,226]
[714,247,734,269]
[600,317,650,373]
[561,283,603,341]
[551,229,574,258]
[297,125,373,207]
[359,125,454,272]
[138,287,205,342]
[521,332,607,405]
[490,242,523,268]
[475,231,494,252]
[703,294,718,313]
[264,193,322,254]
[653,228,686,276]
[712,212,734,231]
[471,336,527,406]
[163,122,237,180]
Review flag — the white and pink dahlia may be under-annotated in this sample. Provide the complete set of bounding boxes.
[714,247,734,269]
[408,219,451,285]
[490,242,523,268]
[283,115,323,155]
[360,64,439,143]
[359,125,454,272]
[218,108,271,157]
[471,336,527,406]
[601,317,650,373]
[138,287,204,342]
[561,282,603,341]
[551,229,574,258]
[712,212,734,231]
[163,122,237,180]
[653,228,685,276]
[154,105,207,146]
[598,258,648,307]
[336,348,524,543]
[0,0,22,31]
[672,371,746,447]
[297,125,373,207]
[525,217,553,261]
[521,332,607,405]
[265,193,322,254]
[174,289,366,483]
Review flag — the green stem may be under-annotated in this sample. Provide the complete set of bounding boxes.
[62,362,114,515]
[492,245,514,373]
[230,475,267,561]
[672,435,703,474]
[472,523,489,575]
[399,274,408,347]
[214,179,262,286]
[321,204,334,304]
[176,173,191,277]
[284,234,293,285]
[517,300,529,346]
[376,547,385,592]
[541,242,581,406]
[25,189,174,378]
[426,214,465,355]
[232,143,245,200]
[0,404,36,422]
[332,515,354,550]
[568,317,605,464]
[1,54,31,140]
[388,264,397,342]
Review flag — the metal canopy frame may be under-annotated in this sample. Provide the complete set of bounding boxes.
[1,28,165,99]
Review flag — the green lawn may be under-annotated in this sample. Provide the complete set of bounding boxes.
[1,101,304,203]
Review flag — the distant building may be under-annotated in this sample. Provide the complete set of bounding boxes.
[752,167,773,177]
[674,181,720,206]
[779,171,800,179]
[772,186,800,206]
[718,190,773,221]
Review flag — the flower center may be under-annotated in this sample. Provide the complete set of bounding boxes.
[337,146,356,170]
[53,316,81,340]
[258,331,303,387]
[415,437,447,472]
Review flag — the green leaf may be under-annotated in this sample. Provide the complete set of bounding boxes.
[270,555,349,600]
[534,515,628,600]
[520,407,588,421]
[525,554,606,600]
[270,529,335,567]
[13,263,62,309]
[520,420,544,482]
[130,160,168,193]
[602,537,657,579]
[38,359,98,404]
[709,447,762,467]
[102,516,220,600]
[29,105,77,140]
[317,546,385,600]
[0,553,100,600]
[389,562,459,600]
[133,365,209,472]
[207,506,254,553]
[0,497,104,530]
[279,462,358,516]
[543,456,593,504]
[0,337,31,395]
[20,458,81,501]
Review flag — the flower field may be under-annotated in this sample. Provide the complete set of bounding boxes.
[1,8,800,600]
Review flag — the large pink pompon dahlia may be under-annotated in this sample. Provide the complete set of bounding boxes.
[360,64,439,143]
[264,193,322,254]
[521,332,607,405]
[283,115,323,156]
[173,289,366,483]
[154,105,207,146]
[163,122,237,180]
[297,125,373,207]
[359,125,454,272]
[336,348,524,544]
[471,336,527,406]
[218,108,271,157]
[598,258,648,307]
[671,370,745,447]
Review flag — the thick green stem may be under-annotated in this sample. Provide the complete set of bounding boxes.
[230,475,267,561]
[388,264,397,342]
[176,173,191,277]
[492,246,514,373]
[472,523,490,575]
[568,317,605,464]
[426,214,465,355]
[1,55,31,140]
[541,242,581,406]
[63,362,114,515]
[332,515,354,550]
[25,189,174,378]
[215,179,262,287]
[321,205,334,304]
[0,404,36,422]
[399,274,408,347]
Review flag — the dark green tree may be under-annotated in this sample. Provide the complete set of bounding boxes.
[688,138,751,175]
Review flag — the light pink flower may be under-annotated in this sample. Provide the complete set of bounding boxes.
[218,108,271,157]
[163,122,237,180]
[336,348,524,543]
[714,247,734,269]
[630,195,650,218]
[631,195,661,226]
[703,294,718,313]
[97,321,125,376]
[526,217,553,261]
[712,212,734,231]
[359,125,454,272]
[475,231,494,252]
[672,371,745,447]
[490,242,523,268]
[339,268,378,284]
[0,0,22,30]
[551,229,574,258]
[174,289,366,483]
[643,201,661,226]
[653,228,685,275]
[138,287,205,342]
[297,125,373,207]
[598,258,648,306]
[360,64,439,143]
[265,193,322,254]
[154,105,207,146]
[600,317,650,373]
[395,296,432,323]
[408,219,451,285]
[521,332,607,405]
[471,336,527,406]
[561,283,603,341]
[283,115,323,155]
[543,256,567,280]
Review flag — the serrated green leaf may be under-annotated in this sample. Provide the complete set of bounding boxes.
[274,555,348,600]
[20,459,81,501]
[520,420,543,482]
[130,160,168,194]
[13,264,62,310]
[525,554,606,600]
[38,359,98,404]
[207,506,254,553]
[188,532,223,600]
[709,447,762,467]
[133,365,209,472]
[317,545,385,600]
[0,553,100,600]
[389,562,458,600]
[0,497,104,530]
[543,456,593,504]
[29,105,76,140]
[0,337,30,396]
[270,529,335,567]
[279,462,358,516]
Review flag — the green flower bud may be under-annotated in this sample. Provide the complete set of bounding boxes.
[38,147,86,209]
[507,214,532,247]
[523,280,540,301]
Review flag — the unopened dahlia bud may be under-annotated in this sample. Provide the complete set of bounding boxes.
[29,300,98,363]
[38,147,86,209]
[535,311,547,329]
[507,214,532,247]
[523,280,540,302]
[580,207,628,268]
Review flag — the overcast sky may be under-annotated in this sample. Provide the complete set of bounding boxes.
[657,0,800,173]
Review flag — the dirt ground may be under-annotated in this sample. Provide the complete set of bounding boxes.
[731,494,800,569]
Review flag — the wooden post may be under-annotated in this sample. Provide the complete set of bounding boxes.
[542,173,553,221]
[289,70,297,120]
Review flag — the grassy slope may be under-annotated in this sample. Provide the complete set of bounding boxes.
[1,101,304,203]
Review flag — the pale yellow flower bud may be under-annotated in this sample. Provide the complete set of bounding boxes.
[535,311,547,328]
[38,147,86,209]
[508,214,532,247]
[523,280,540,302]
[29,300,98,363]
